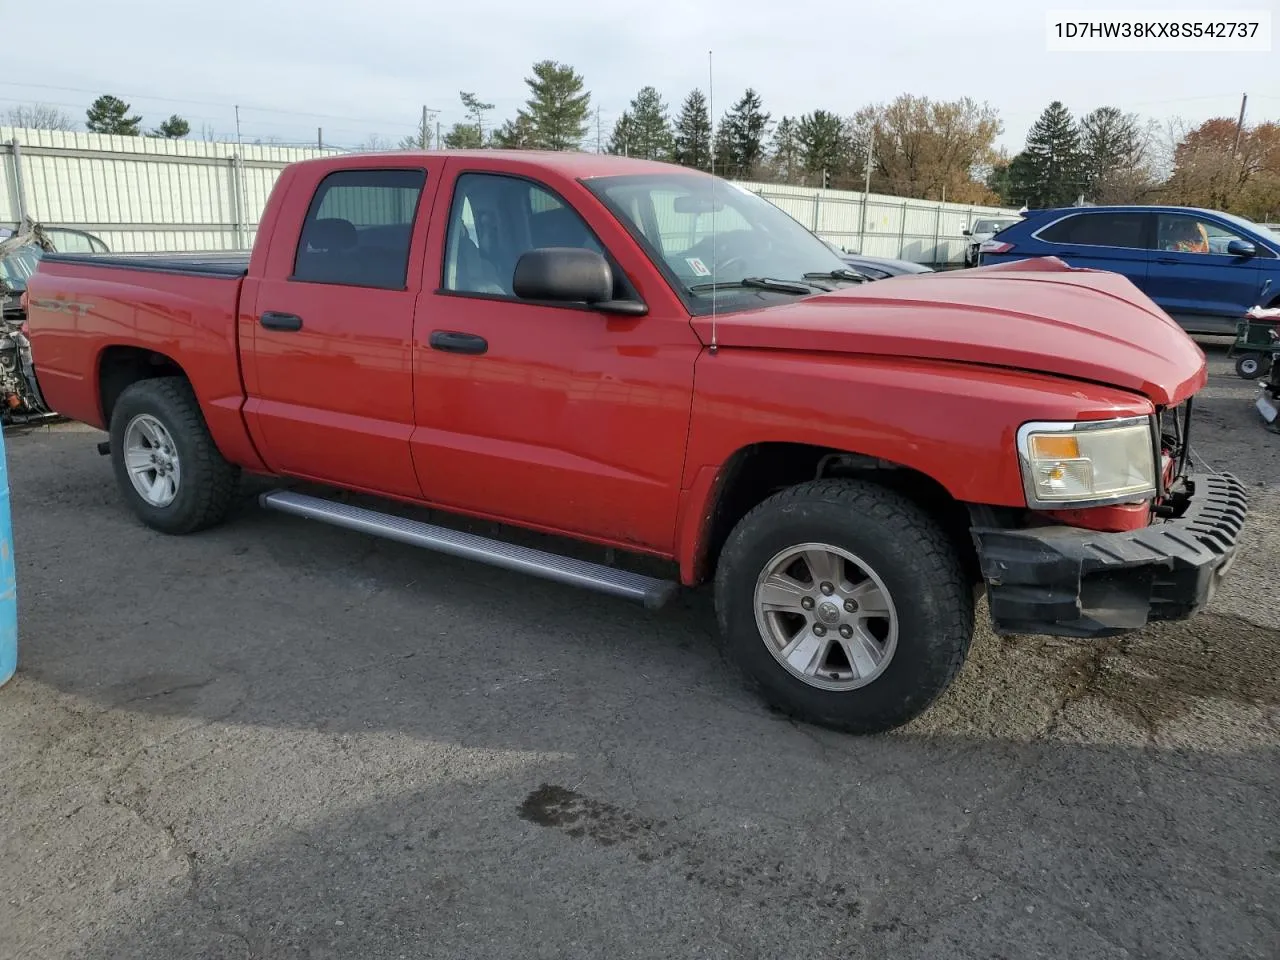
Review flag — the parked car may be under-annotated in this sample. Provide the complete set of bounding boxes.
[823,242,935,279]
[977,205,1280,335]
[962,216,1020,267]
[26,151,1245,735]
[0,223,109,255]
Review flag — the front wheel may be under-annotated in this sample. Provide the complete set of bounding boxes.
[109,377,239,534]
[714,479,974,734]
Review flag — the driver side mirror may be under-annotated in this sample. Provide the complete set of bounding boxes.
[961,228,971,236]
[1226,239,1257,258]
[512,247,647,316]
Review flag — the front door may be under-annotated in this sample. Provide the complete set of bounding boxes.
[1146,211,1268,334]
[409,164,701,553]
[241,162,442,499]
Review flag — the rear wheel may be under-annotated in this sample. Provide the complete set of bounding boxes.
[108,377,239,534]
[714,479,974,734]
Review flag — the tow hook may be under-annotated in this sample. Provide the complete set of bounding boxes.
[96,441,110,456]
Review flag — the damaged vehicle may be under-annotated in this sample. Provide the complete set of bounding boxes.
[0,220,109,425]
[26,152,1248,735]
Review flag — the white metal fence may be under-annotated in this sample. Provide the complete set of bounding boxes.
[0,127,1018,265]
[738,182,1018,265]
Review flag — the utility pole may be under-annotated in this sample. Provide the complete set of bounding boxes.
[1232,92,1248,156]
[436,120,441,150]
[317,127,322,149]
[860,127,874,252]
[596,105,602,153]
[863,129,874,196]
[421,106,429,149]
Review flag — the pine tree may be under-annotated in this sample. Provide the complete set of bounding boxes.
[516,60,591,151]
[769,117,801,183]
[460,92,494,143]
[796,110,852,186]
[672,89,712,171]
[149,114,189,139]
[623,86,673,161]
[1079,106,1152,202]
[443,123,485,149]
[1008,101,1086,207]
[490,114,537,149]
[85,95,142,136]
[715,89,771,178]
[607,111,635,155]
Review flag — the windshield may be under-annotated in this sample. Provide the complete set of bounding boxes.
[585,172,855,314]
[0,245,41,293]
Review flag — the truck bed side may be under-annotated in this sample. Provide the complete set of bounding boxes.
[25,255,267,472]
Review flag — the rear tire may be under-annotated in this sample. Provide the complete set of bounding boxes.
[714,479,974,734]
[108,377,239,534]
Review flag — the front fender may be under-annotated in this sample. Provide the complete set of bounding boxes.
[674,349,1153,584]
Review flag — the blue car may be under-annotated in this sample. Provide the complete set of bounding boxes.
[977,205,1280,335]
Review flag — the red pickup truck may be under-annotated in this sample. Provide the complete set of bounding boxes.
[26,150,1246,733]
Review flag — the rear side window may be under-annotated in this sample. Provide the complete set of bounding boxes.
[292,168,426,290]
[1036,212,1149,249]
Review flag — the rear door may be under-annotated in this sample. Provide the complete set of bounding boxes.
[241,159,443,498]
[1030,210,1154,287]
[1145,211,1270,334]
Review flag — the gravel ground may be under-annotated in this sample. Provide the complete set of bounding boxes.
[1,341,1277,960]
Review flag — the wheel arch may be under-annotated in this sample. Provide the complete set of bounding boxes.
[97,344,188,426]
[679,441,984,589]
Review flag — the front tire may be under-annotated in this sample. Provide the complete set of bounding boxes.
[714,479,974,734]
[109,377,239,534]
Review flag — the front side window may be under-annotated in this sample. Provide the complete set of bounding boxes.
[441,172,615,298]
[292,168,426,289]
[1036,212,1149,249]
[585,173,856,314]
[1156,213,1250,256]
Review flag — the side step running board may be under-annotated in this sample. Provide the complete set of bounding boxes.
[258,489,680,610]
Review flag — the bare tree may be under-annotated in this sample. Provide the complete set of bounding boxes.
[5,103,76,131]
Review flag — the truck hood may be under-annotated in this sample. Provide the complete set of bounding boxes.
[691,257,1206,406]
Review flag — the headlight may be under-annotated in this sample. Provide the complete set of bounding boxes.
[1016,417,1156,508]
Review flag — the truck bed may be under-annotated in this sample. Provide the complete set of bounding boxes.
[41,250,250,278]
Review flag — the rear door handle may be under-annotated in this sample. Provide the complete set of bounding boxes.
[1156,257,1181,265]
[260,311,303,331]
[429,330,488,355]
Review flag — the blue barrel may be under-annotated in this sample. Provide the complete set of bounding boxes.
[0,425,15,687]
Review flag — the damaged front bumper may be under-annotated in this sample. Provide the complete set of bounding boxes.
[971,472,1248,638]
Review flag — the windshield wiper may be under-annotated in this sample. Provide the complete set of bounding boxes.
[688,276,819,295]
[803,268,869,283]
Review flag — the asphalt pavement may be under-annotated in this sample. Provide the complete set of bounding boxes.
[1,341,1277,959]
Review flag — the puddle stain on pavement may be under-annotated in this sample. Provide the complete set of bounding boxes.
[518,783,863,919]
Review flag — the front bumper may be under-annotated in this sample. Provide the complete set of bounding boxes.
[971,472,1248,638]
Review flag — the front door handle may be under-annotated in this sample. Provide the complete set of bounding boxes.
[1156,257,1181,265]
[260,311,303,332]
[429,330,488,355]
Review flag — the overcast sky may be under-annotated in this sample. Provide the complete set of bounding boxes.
[2,0,1276,152]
